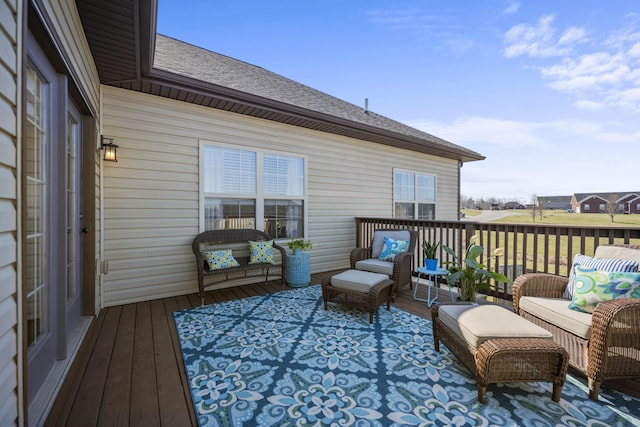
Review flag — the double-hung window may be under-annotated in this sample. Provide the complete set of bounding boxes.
[393,169,436,220]
[201,143,307,239]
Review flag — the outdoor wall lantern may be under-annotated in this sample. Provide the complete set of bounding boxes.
[101,136,118,162]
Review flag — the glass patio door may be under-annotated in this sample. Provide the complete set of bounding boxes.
[66,101,83,335]
[25,35,84,405]
[25,61,56,403]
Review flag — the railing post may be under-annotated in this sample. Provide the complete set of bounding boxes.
[464,222,477,254]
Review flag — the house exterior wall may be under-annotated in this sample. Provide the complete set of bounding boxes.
[579,196,608,213]
[101,86,461,306]
[618,194,640,214]
[0,0,103,424]
[0,0,21,424]
[36,0,100,116]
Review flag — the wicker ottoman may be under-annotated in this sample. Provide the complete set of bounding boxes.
[321,270,394,323]
[432,303,569,403]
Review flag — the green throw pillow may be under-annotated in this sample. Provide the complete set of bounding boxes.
[203,249,239,271]
[377,237,409,262]
[568,265,640,313]
[249,240,275,264]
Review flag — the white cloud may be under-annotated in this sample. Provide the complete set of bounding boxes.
[407,116,640,199]
[503,2,520,15]
[503,15,584,58]
[558,27,587,45]
[406,116,619,149]
[407,117,543,147]
[574,99,604,110]
[505,14,640,112]
[542,52,632,92]
[607,87,640,112]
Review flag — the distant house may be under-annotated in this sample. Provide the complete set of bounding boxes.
[536,196,572,210]
[571,192,640,214]
[503,201,525,209]
[1,1,487,423]
[618,193,640,214]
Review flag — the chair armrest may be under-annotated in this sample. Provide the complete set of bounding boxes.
[588,298,640,384]
[350,247,372,268]
[512,273,569,313]
[391,251,414,291]
[272,241,287,271]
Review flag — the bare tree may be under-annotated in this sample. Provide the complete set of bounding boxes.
[606,194,619,223]
[531,194,538,222]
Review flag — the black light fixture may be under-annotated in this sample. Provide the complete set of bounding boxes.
[101,136,118,162]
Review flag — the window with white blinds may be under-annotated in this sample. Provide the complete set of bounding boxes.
[393,169,436,220]
[201,144,307,239]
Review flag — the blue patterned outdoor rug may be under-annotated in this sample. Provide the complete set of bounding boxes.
[173,285,640,426]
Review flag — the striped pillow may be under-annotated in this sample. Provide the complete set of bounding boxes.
[563,254,639,299]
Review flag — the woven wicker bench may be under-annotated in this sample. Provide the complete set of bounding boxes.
[432,302,569,403]
[192,229,286,305]
[321,270,394,323]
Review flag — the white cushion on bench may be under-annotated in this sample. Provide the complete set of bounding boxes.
[355,258,393,276]
[595,245,640,264]
[519,296,592,339]
[331,270,389,293]
[439,304,552,349]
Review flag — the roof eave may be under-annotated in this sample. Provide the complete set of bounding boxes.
[143,68,485,163]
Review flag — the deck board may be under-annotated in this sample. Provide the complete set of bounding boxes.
[66,306,121,426]
[98,304,135,426]
[130,301,161,427]
[46,272,640,426]
[150,299,193,427]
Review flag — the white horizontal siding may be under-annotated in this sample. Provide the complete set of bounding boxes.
[102,86,460,305]
[39,0,99,115]
[0,0,19,424]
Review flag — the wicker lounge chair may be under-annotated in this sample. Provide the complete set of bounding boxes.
[513,244,640,400]
[349,229,418,300]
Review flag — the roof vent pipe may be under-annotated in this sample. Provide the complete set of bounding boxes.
[364,98,369,114]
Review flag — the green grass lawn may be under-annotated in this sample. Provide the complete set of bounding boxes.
[459,209,640,278]
[474,210,640,226]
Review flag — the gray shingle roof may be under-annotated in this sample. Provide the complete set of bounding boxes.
[153,34,484,161]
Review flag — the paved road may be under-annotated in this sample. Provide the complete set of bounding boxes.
[461,210,518,222]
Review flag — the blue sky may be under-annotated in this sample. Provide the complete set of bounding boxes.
[157,1,639,201]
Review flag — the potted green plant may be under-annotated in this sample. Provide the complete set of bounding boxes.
[422,240,440,270]
[442,234,510,301]
[287,238,312,255]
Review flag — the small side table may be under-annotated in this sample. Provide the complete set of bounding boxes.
[414,267,451,307]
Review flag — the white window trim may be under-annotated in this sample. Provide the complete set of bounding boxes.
[198,140,309,241]
[392,168,437,219]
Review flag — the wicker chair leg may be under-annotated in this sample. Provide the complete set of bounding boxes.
[552,383,563,402]
[477,385,487,404]
[588,378,600,401]
[369,312,374,323]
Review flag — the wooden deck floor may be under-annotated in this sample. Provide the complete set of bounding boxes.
[45,272,640,426]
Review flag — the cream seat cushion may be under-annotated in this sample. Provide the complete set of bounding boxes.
[331,270,389,293]
[595,245,640,265]
[354,259,393,276]
[519,296,592,339]
[438,304,552,349]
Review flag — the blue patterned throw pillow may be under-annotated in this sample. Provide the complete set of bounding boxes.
[249,240,275,264]
[378,237,409,262]
[568,265,640,313]
[563,254,639,299]
[203,249,240,271]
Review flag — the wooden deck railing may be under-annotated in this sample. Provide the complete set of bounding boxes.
[356,217,640,301]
